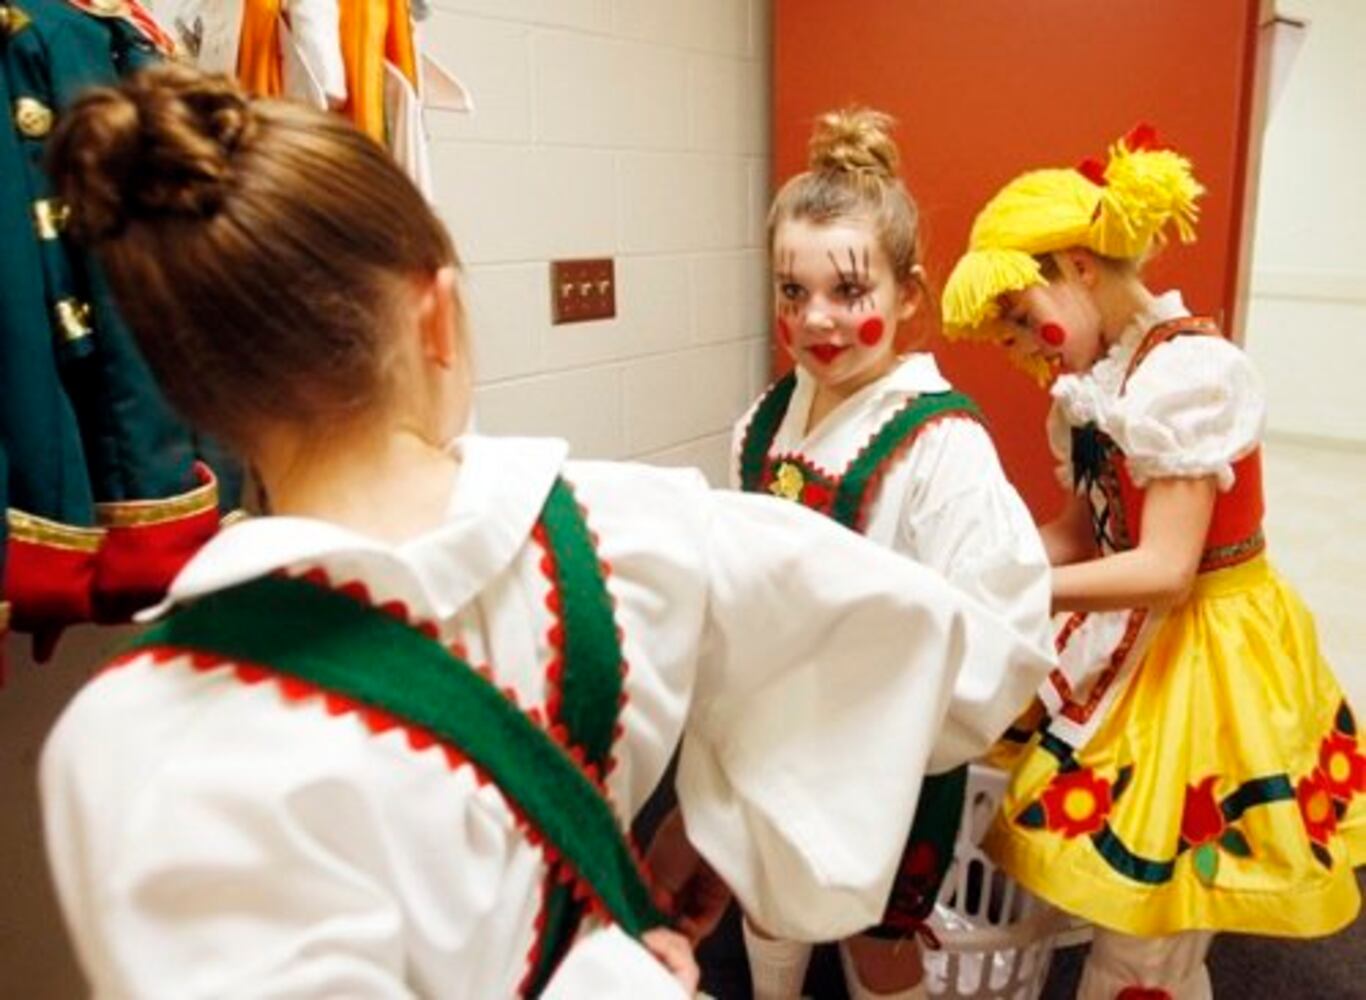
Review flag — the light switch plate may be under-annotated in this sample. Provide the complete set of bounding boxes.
[551,258,615,324]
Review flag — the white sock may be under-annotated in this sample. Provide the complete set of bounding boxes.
[1079,928,1214,1000]
[838,942,929,1000]
[742,919,813,1000]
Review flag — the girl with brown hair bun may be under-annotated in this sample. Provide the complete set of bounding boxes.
[38,65,1052,998]
[729,107,1054,1000]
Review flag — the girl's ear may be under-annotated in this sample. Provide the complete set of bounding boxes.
[1061,248,1100,289]
[896,275,922,322]
[417,266,461,369]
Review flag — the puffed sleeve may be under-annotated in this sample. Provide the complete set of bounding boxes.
[675,490,1053,940]
[1109,337,1265,490]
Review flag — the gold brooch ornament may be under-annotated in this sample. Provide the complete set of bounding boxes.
[769,462,805,502]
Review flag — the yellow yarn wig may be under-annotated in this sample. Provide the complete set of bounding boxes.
[942,125,1205,343]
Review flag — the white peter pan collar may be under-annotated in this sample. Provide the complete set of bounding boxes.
[1051,290,1190,425]
[784,353,952,448]
[141,435,568,622]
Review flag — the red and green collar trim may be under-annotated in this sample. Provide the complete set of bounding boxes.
[533,479,626,772]
[739,372,984,532]
[522,478,638,994]
[109,478,661,997]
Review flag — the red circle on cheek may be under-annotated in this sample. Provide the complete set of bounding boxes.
[857,317,885,347]
[1040,323,1067,347]
[777,317,792,345]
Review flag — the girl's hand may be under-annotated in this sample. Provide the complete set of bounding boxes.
[1040,492,1099,567]
[642,927,700,996]
[645,808,735,944]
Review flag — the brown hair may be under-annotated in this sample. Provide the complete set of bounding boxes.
[1035,250,1139,282]
[46,63,458,453]
[768,108,924,289]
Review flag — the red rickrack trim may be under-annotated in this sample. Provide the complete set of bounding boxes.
[107,639,636,969]
[529,486,631,789]
[287,566,444,641]
[113,559,652,996]
[574,489,631,786]
[101,642,479,766]
[517,872,557,997]
[760,410,975,533]
[848,412,975,533]
[762,452,842,487]
[525,485,642,994]
[1049,609,1148,725]
[530,522,567,727]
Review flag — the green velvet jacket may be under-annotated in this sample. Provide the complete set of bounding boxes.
[1,0,239,653]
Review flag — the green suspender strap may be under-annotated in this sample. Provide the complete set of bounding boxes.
[118,478,663,997]
[737,372,798,494]
[829,390,983,531]
[738,373,984,533]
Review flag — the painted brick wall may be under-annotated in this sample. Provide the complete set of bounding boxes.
[426,0,773,485]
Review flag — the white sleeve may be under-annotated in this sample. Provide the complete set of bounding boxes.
[1111,337,1265,490]
[675,490,1054,941]
[543,926,687,999]
[898,420,1055,732]
[287,0,347,103]
[40,661,515,999]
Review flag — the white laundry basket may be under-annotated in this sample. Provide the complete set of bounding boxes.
[922,765,1069,1000]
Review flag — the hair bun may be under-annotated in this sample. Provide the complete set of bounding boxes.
[808,107,900,179]
[48,64,256,241]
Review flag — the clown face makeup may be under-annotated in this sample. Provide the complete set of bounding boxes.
[999,256,1108,376]
[772,218,915,397]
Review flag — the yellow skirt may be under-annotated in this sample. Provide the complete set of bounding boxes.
[984,556,1366,937]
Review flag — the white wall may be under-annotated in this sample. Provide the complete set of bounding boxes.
[0,629,128,997]
[1247,0,1366,445]
[425,0,774,485]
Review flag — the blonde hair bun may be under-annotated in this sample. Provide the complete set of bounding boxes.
[808,107,900,179]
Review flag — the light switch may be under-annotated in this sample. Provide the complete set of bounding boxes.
[551,258,615,324]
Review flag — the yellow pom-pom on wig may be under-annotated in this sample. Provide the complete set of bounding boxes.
[942,124,1205,342]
